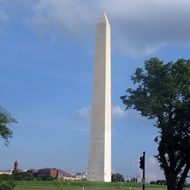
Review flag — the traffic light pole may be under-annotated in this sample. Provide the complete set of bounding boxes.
[139,151,145,190]
[142,151,145,190]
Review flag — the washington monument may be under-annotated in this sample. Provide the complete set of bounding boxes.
[88,13,111,182]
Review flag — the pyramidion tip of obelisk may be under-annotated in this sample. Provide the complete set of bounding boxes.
[98,11,109,24]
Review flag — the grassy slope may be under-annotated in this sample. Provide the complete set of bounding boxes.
[15,181,167,190]
[15,181,58,190]
[14,181,190,190]
[59,181,166,190]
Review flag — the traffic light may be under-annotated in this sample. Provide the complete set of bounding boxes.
[139,155,144,170]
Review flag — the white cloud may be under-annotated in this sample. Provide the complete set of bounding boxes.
[107,0,190,55]
[76,105,126,119]
[112,105,126,118]
[144,157,164,182]
[20,0,190,55]
[1,0,190,55]
[128,155,164,182]
[24,0,99,38]
[76,106,90,118]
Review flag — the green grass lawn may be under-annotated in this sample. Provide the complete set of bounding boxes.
[15,181,58,190]
[14,181,190,190]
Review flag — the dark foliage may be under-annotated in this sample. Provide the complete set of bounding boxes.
[150,180,166,185]
[0,107,17,145]
[0,172,55,182]
[111,173,125,182]
[13,172,36,181]
[0,180,16,190]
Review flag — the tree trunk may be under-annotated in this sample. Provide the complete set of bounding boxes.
[166,170,177,190]
[165,164,190,190]
[176,164,190,190]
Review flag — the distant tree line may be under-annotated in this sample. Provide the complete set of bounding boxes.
[0,173,55,181]
[150,180,166,185]
[111,173,125,182]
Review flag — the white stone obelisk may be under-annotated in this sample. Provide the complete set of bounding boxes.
[87,12,111,182]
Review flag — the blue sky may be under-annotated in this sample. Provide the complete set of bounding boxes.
[1,0,190,182]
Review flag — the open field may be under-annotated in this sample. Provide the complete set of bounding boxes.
[15,181,58,190]
[14,181,190,190]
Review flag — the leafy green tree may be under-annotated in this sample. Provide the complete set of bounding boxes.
[112,173,125,182]
[13,172,36,181]
[0,180,16,190]
[0,107,16,145]
[121,58,190,190]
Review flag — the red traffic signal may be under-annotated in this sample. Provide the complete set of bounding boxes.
[139,156,145,170]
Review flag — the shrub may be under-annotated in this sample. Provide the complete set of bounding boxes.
[0,181,16,190]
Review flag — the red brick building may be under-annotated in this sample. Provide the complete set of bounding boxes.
[37,168,76,180]
[37,168,58,179]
